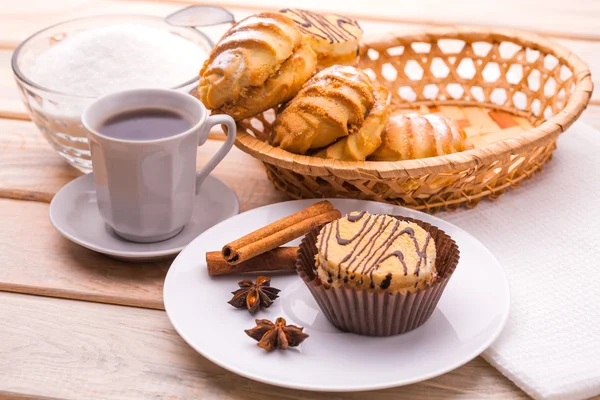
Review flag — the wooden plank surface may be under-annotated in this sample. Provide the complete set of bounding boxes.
[0,292,527,399]
[0,119,82,202]
[0,51,26,120]
[0,198,169,309]
[2,0,599,46]
[128,0,600,41]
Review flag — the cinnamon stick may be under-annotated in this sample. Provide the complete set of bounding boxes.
[222,201,340,264]
[206,247,299,276]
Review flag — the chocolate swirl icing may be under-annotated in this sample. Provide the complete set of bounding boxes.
[280,9,362,44]
[318,212,432,289]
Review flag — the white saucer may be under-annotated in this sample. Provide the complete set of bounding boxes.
[49,173,239,261]
[164,199,510,392]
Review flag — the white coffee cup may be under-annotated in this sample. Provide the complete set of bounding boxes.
[82,88,236,243]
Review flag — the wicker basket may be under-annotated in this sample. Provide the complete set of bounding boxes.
[235,26,593,212]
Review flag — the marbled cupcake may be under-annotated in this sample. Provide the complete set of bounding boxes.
[315,211,437,293]
[296,213,460,336]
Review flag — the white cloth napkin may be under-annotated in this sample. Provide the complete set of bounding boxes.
[440,122,600,400]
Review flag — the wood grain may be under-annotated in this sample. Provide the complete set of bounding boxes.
[126,0,600,41]
[0,198,169,309]
[4,0,600,47]
[0,118,83,201]
[0,51,26,120]
[0,0,181,48]
[0,118,287,207]
[0,292,527,399]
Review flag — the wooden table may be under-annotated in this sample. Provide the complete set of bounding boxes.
[1,1,599,399]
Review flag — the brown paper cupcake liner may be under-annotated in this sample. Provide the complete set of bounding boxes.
[296,216,460,336]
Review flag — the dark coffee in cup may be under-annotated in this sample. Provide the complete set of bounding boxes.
[97,108,193,141]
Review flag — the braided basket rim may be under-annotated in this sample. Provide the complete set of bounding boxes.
[234,25,593,179]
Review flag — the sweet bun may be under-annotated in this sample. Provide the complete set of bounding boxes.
[197,12,317,121]
[370,113,473,161]
[317,85,390,160]
[279,9,363,70]
[271,65,389,156]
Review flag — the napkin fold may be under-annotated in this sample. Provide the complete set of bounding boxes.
[442,122,600,400]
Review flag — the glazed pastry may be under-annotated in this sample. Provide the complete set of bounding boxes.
[270,65,389,155]
[316,85,390,160]
[315,211,437,293]
[370,113,473,161]
[297,212,459,336]
[279,9,362,70]
[197,12,317,121]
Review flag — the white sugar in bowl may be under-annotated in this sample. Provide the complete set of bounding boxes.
[12,15,213,172]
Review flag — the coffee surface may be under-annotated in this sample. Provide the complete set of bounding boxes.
[97,108,192,140]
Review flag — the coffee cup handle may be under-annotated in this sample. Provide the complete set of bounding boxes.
[195,114,237,194]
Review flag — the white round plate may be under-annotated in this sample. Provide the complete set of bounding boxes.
[164,199,510,391]
[49,173,239,261]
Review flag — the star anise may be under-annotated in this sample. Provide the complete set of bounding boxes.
[227,276,280,314]
[245,317,309,352]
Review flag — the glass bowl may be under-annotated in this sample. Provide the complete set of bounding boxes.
[12,15,213,172]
